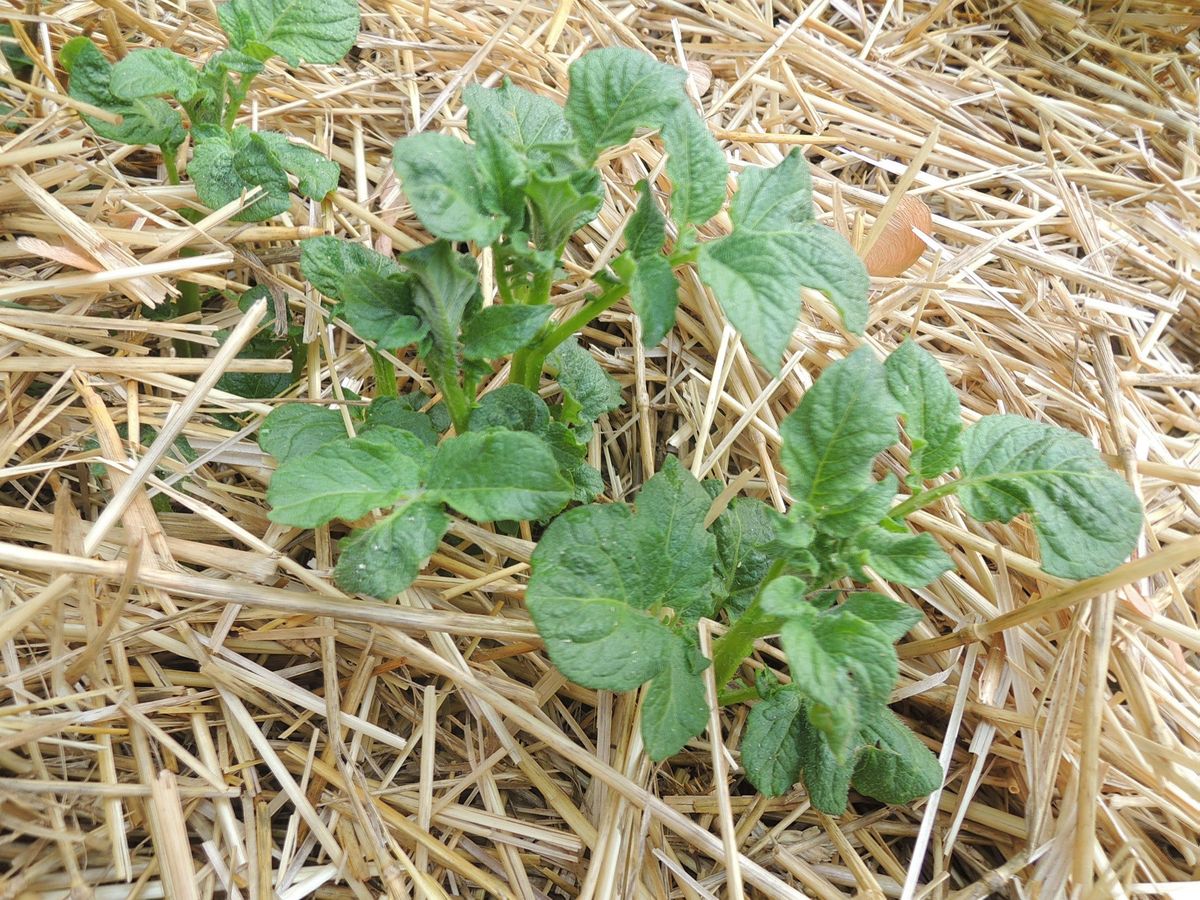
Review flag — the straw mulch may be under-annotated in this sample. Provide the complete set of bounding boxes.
[2,0,1199,897]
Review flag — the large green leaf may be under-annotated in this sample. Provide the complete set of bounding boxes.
[564,48,686,161]
[300,236,402,299]
[958,415,1142,579]
[266,427,430,527]
[884,341,962,485]
[426,430,570,521]
[217,0,359,65]
[259,405,347,464]
[338,268,426,350]
[109,49,198,102]
[392,133,503,246]
[779,347,902,524]
[461,305,552,360]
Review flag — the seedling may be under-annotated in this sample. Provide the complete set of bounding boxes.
[249,46,1143,812]
[60,0,357,215]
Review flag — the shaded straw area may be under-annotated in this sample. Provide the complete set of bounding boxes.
[2,0,1199,896]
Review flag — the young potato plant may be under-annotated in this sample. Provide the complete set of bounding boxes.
[527,343,1143,811]
[257,46,1144,812]
[59,0,357,216]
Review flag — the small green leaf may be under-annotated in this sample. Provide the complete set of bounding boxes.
[546,338,623,424]
[259,405,347,463]
[818,475,899,539]
[109,49,198,102]
[392,133,502,246]
[838,593,922,642]
[852,709,943,806]
[401,241,480,373]
[958,415,1142,579]
[300,236,402,299]
[730,149,813,232]
[711,497,781,615]
[524,168,604,250]
[796,712,855,813]
[468,384,550,433]
[461,305,553,360]
[363,396,440,446]
[338,269,427,349]
[619,183,678,347]
[427,430,570,521]
[256,132,339,200]
[539,421,604,502]
[780,347,902,524]
[464,79,573,166]
[334,500,449,598]
[190,127,291,221]
[885,341,962,485]
[662,102,726,227]
[742,685,806,797]
[62,37,185,150]
[564,48,686,162]
[217,0,359,65]
[854,527,953,588]
[267,428,429,527]
[642,633,710,761]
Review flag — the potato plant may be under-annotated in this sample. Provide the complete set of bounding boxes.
[66,15,1145,813]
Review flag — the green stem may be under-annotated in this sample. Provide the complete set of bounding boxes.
[439,376,472,435]
[162,145,181,187]
[887,479,963,522]
[515,278,630,390]
[719,685,761,707]
[710,559,787,689]
[369,347,398,398]
[223,73,253,130]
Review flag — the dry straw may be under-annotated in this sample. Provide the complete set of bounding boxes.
[1,0,1199,897]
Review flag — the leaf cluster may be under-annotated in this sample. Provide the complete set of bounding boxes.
[60,0,356,219]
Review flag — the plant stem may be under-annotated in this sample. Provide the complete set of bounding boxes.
[515,278,630,390]
[710,559,787,689]
[162,145,181,187]
[369,347,398,397]
[439,376,472,435]
[887,479,962,522]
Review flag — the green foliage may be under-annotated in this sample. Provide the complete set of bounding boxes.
[59,0,355,218]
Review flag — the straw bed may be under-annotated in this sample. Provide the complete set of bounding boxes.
[1,0,1198,897]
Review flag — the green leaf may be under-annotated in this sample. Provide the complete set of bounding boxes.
[300,236,402,299]
[464,79,573,166]
[363,396,440,447]
[780,347,902,524]
[190,127,291,221]
[618,182,678,347]
[884,341,962,485]
[461,305,552,360]
[546,338,623,424]
[427,430,570,521]
[392,133,502,246]
[109,49,198,102]
[526,461,718,692]
[524,168,603,250]
[838,593,922,642]
[818,474,899,539]
[852,709,942,806]
[632,456,718,621]
[338,269,427,349]
[711,497,781,615]
[796,712,855,813]
[642,633,710,761]
[333,500,449,598]
[742,685,806,796]
[853,527,953,588]
[266,428,430,527]
[401,241,480,372]
[62,37,185,150]
[564,48,686,162]
[468,384,550,433]
[730,149,813,232]
[256,132,340,200]
[259,404,347,463]
[958,415,1142,579]
[217,0,359,65]
[662,102,726,227]
[539,421,604,502]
